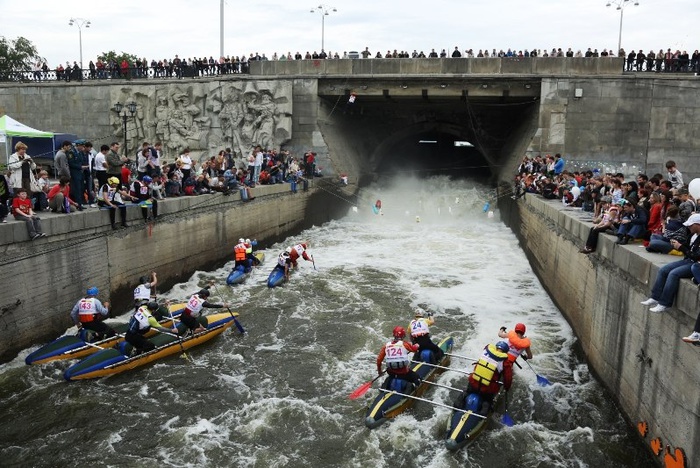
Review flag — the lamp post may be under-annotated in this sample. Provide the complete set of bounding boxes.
[606,0,639,56]
[68,17,91,70]
[310,4,337,54]
[113,101,137,159]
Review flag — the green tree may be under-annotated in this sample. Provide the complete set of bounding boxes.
[0,36,43,78]
[98,50,139,65]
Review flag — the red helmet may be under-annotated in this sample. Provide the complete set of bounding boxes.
[393,326,406,339]
[515,323,526,334]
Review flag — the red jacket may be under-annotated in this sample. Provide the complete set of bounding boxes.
[48,184,75,203]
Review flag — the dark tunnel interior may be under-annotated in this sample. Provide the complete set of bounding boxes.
[374,131,492,180]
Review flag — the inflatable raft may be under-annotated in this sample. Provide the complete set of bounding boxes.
[445,385,503,451]
[63,312,238,381]
[364,336,454,428]
[25,303,186,365]
[226,252,265,285]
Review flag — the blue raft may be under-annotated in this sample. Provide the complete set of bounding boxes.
[226,252,265,285]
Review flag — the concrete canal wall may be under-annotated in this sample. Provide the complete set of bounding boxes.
[501,194,700,466]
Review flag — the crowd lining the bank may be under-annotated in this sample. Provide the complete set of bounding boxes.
[514,155,700,344]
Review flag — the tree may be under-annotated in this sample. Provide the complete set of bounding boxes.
[98,50,139,65]
[0,36,42,79]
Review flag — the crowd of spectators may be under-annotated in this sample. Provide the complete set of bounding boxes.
[2,139,320,234]
[11,45,700,82]
[514,154,700,344]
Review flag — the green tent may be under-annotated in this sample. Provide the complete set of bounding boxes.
[0,115,54,165]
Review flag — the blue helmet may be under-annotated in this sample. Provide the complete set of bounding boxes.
[142,176,153,183]
[495,341,510,353]
[86,287,98,296]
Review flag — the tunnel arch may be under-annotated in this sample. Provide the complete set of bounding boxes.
[370,121,495,180]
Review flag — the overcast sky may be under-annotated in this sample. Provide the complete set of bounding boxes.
[3,0,699,66]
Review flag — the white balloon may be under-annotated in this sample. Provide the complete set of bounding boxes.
[571,186,581,199]
[689,178,700,199]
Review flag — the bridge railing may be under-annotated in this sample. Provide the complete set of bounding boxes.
[248,57,626,76]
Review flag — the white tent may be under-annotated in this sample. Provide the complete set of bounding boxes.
[0,115,54,166]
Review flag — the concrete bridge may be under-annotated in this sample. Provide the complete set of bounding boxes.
[2,57,700,187]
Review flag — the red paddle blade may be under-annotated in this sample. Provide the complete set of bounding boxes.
[349,381,373,400]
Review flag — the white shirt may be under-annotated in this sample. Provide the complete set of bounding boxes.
[94,153,107,172]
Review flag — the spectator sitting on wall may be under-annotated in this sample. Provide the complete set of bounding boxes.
[677,188,696,222]
[48,176,80,213]
[641,214,700,313]
[12,188,46,240]
[647,205,688,254]
[616,199,648,245]
[580,197,619,254]
[666,160,684,190]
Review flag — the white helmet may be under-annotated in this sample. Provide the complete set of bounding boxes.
[285,247,292,253]
[414,308,425,318]
[238,238,245,244]
[245,238,251,244]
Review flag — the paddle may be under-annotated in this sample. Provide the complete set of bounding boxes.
[377,389,489,419]
[502,391,515,426]
[414,361,471,376]
[445,352,477,361]
[165,303,193,363]
[349,372,385,400]
[523,358,551,386]
[422,380,462,392]
[311,255,317,271]
[82,341,105,350]
[210,282,245,334]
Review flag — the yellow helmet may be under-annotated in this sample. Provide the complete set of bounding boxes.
[108,177,120,185]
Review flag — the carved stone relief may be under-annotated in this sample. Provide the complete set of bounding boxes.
[110,80,293,163]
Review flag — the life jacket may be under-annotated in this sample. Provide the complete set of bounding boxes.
[77,297,98,323]
[471,344,508,387]
[234,243,247,261]
[133,283,151,302]
[409,318,430,337]
[128,305,154,334]
[505,330,531,362]
[245,243,253,255]
[185,294,205,317]
[101,184,119,203]
[384,340,410,370]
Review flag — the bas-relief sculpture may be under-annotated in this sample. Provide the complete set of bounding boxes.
[110,80,292,162]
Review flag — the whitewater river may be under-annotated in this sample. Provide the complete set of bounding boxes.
[0,178,654,467]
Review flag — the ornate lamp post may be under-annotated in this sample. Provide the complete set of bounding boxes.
[113,101,137,158]
[606,0,639,56]
[68,18,91,70]
[310,4,337,54]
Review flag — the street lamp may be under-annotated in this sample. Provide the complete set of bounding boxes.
[606,0,639,57]
[113,101,137,159]
[68,18,91,71]
[310,4,337,54]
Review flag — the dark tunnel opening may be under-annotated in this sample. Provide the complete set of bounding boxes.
[374,131,492,181]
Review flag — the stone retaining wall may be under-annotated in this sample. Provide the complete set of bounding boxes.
[502,193,700,465]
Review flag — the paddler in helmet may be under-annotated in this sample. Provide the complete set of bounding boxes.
[288,241,312,269]
[181,284,229,333]
[455,341,513,414]
[233,238,250,272]
[125,302,179,355]
[70,287,116,340]
[245,238,261,266]
[408,308,444,362]
[376,326,422,389]
[133,271,158,309]
[498,322,533,363]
